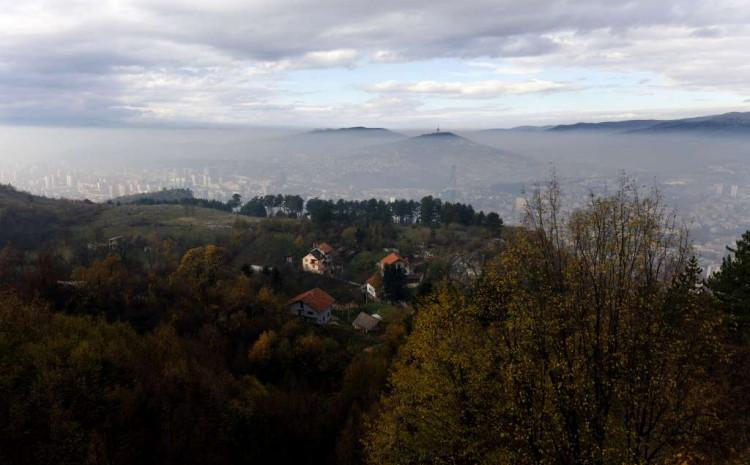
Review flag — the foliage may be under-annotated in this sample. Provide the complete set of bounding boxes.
[709,230,750,342]
[382,265,408,302]
[367,182,736,465]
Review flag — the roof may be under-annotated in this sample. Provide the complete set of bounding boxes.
[306,249,325,260]
[352,312,381,331]
[317,242,334,254]
[288,288,335,312]
[379,252,403,267]
[367,272,383,289]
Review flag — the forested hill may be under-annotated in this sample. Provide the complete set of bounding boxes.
[0,184,100,247]
[111,187,194,204]
[0,185,506,465]
[0,184,748,465]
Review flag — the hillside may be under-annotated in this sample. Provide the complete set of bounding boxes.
[0,184,101,247]
[0,183,747,465]
[632,111,750,135]
[549,119,663,133]
[546,111,750,135]
[340,131,538,189]
[276,126,407,156]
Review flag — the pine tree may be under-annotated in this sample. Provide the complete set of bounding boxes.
[709,230,750,342]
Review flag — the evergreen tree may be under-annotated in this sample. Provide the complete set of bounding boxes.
[382,264,408,302]
[709,230,750,342]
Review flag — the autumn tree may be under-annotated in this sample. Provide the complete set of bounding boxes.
[368,181,731,465]
[170,245,227,294]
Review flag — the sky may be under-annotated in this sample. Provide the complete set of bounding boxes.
[2,0,750,129]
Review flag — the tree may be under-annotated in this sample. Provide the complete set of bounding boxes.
[227,193,242,210]
[419,196,437,225]
[170,245,227,297]
[709,230,750,342]
[484,211,502,231]
[284,195,305,217]
[368,182,730,465]
[306,198,334,226]
[241,197,267,217]
[382,264,407,302]
[0,243,22,287]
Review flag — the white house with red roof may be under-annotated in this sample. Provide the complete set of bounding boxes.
[377,252,410,275]
[287,288,335,324]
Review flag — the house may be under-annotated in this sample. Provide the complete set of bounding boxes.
[287,288,335,325]
[377,252,410,275]
[302,249,329,274]
[302,242,337,274]
[108,236,124,251]
[352,312,382,333]
[365,272,383,301]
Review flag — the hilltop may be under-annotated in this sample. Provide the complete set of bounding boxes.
[111,188,194,204]
[341,130,536,189]
[307,126,404,137]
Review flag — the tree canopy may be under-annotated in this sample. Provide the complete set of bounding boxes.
[367,182,735,465]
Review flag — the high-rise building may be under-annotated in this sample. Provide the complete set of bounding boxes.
[515,197,527,212]
[730,185,739,198]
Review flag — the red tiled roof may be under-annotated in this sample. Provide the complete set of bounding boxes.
[379,252,403,266]
[288,288,335,312]
[367,272,382,289]
[318,242,334,254]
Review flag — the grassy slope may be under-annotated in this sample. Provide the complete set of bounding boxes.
[77,203,253,240]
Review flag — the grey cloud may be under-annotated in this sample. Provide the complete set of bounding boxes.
[690,27,722,38]
[2,0,750,125]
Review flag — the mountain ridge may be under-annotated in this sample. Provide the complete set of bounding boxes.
[547,111,750,135]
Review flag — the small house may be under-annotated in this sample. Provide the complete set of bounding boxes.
[377,252,410,275]
[288,288,335,325]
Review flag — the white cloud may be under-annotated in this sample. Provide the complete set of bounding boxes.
[365,79,570,97]
[261,49,360,71]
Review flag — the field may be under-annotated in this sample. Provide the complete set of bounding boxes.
[63,203,254,245]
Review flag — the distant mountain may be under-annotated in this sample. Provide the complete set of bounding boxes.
[480,125,553,133]
[307,126,404,137]
[377,131,525,163]
[631,111,750,135]
[549,119,663,133]
[546,111,750,135]
[277,126,406,156]
[337,131,538,190]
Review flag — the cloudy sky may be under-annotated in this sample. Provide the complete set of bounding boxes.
[2,0,750,128]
